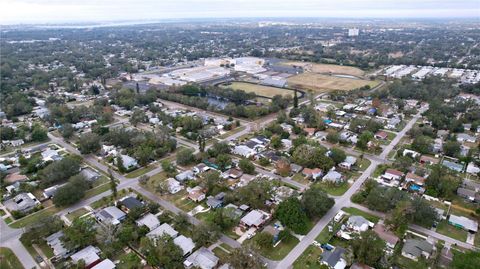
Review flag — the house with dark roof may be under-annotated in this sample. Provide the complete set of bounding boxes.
[119,196,144,213]
[320,247,347,269]
[401,239,433,261]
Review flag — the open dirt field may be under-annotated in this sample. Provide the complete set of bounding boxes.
[283,61,365,77]
[287,73,379,92]
[221,82,294,98]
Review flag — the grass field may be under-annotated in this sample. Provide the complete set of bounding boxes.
[283,61,365,77]
[288,73,378,93]
[221,82,294,98]
[9,206,59,228]
[293,245,324,269]
[0,248,23,269]
[125,164,157,178]
[435,221,468,242]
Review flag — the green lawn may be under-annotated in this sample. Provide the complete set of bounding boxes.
[291,173,311,185]
[117,252,141,269]
[356,158,371,171]
[293,245,324,269]
[37,241,54,259]
[65,208,90,222]
[9,206,59,228]
[0,209,5,216]
[218,126,246,139]
[435,221,468,242]
[395,255,430,269]
[91,196,114,209]
[213,246,231,264]
[0,247,23,269]
[341,207,380,223]
[318,182,350,196]
[84,183,111,199]
[254,234,299,260]
[125,164,157,178]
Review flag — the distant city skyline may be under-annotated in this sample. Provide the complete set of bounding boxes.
[1,0,479,24]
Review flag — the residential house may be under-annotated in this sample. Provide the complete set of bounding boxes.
[386,118,401,130]
[320,247,347,269]
[401,239,433,261]
[136,213,161,231]
[187,186,206,202]
[45,231,69,258]
[323,170,344,184]
[290,163,303,174]
[383,169,404,182]
[302,168,323,181]
[41,149,62,162]
[457,133,476,143]
[175,170,195,182]
[420,155,439,165]
[91,259,116,269]
[4,192,40,213]
[373,223,399,251]
[119,196,144,213]
[457,188,477,202]
[222,168,243,179]
[166,178,184,194]
[206,192,225,209]
[448,215,478,233]
[303,128,316,137]
[233,145,256,158]
[184,247,219,269]
[43,184,67,199]
[273,186,296,204]
[466,163,480,175]
[374,131,388,140]
[95,206,126,225]
[70,245,101,268]
[240,209,271,229]
[147,223,179,240]
[174,235,195,256]
[405,173,426,192]
[339,156,357,170]
[314,131,328,141]
[193,163,210,174]
[80,168,100,182]
[4,172,28,184]
[403,149,420,159]
[442,160,463,172]
[119,154,138,170]
[347,215,373,233]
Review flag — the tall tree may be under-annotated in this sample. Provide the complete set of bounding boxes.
[275,198,309,234]
[109,169,117,198]
[351,230,385,266]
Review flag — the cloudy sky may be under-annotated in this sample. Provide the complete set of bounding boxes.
[1,0,479,24]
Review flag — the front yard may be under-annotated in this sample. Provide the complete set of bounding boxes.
[341,207,381,223]
[9,206,60,228]
[293,245,324,269]
[249,233,300,260]
[318,182,350,196]
[0,248,23,269]
[435,220,468,242]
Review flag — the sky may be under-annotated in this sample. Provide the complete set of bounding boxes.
[0,0,479,24]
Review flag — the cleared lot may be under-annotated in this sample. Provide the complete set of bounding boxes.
[283,61,365,77]
[220,82,294,98]
[287,73,378,92]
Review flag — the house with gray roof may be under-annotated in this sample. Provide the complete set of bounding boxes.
[174,235,195,256]
[135,213,160,231]
[320,247,347,269]
[347,215,373,233]
[240,209,271,229]
[175,170,195,182]
[401,239,434,261]
[70,245,101,267]
[45,231,69,258]
[95,206,126,225]
[323,170,344,184]
[184,247,219,269]
[448,215,478,233]
[80,167,100,182]
[4,192,40,213]
[147,223,179,240]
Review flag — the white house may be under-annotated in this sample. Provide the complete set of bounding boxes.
[233,145,256,158]
[166,178,184,194]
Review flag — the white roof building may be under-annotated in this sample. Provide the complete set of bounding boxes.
[135,213,161,231]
